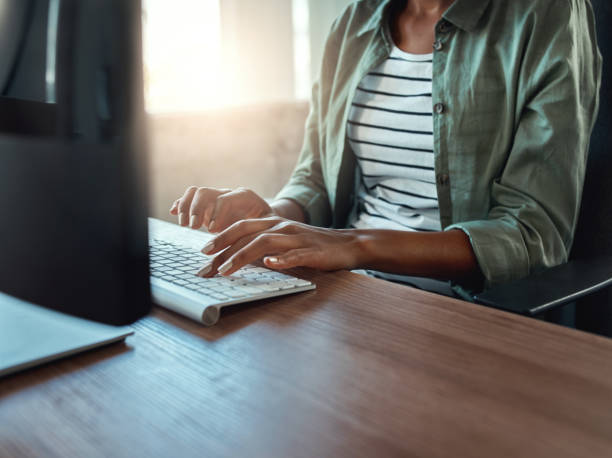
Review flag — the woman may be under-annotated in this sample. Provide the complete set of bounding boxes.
[170,0,601,297]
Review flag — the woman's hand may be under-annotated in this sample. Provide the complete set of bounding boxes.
[169,187,274,233]
[197,217,365,277]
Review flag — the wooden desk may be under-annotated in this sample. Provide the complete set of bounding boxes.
[1,269,612,457]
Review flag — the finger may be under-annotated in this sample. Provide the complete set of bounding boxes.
[197,234,254,278]
[177,187,198,226]
[169,199,180,215]
[264,248,321,270]
[217,233,301,276]
[208,188,261,233]
[202,217,282,255]
[189,188,223,230]
[202,204,215,231]
[201,187,232,230]
[208,190,236,233]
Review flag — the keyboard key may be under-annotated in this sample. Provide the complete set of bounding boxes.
[198,288,226,298]
[233,286,262,295]
[165,269,184,276]
[208,287,233,295]
[223,289,247,298]
[247,267,269,273]
[177,266,196,272]
[258,283,282,292]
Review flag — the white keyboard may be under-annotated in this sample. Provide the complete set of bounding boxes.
[148,218,315,325]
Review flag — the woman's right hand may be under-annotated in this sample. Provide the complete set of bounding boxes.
[169,186,274,233]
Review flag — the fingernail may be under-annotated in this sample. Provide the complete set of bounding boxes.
[197,264,212,277]
[218,260,232,275]
[190,215,197,228]
[179,212,187,226]
[201,240,214,254]
[266,257,279,264]
[208,220,216,232]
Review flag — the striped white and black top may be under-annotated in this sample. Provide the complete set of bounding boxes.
[347,45,441,232]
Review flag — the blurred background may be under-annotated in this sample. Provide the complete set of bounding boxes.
[142,0,353,220]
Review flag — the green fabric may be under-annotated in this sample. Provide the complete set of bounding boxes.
[276,0,602,288]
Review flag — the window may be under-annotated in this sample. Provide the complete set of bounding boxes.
[142,0,353,113]
[292,0,311,100]
[142,0,222,113]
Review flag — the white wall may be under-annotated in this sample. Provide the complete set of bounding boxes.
[142,0,356,112]
[219,0,295,105]
[218,0,355,104]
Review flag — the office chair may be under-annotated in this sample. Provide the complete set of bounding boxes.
[474,0,612,337]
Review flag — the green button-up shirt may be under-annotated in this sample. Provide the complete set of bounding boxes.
[276,0,601,287]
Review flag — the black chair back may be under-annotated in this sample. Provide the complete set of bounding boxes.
[570,0,612,335]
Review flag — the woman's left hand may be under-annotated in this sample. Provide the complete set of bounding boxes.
[197,217,365,277]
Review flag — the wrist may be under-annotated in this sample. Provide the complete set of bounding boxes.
[344,230,378,270]
[345,229,417,273]
[270,199,306,223]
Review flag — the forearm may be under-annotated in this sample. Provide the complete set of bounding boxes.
[270,198,306,223]
[202,216,483,284]
[353,228,482,285]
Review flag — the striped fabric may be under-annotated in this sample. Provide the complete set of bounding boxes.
[347,45,441,232]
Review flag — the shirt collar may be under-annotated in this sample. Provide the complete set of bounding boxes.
[443,0,491,32]
[356,0,492,36]
[356,0,395,37]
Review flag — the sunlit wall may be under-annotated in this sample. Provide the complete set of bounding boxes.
[143,0,352,114]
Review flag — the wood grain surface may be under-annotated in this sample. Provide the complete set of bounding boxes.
[1,269,612,458]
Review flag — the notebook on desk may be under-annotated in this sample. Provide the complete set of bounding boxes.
[0,292,133,378]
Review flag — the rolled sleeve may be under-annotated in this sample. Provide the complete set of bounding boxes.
[275,183,331,227]
[448,2,601,287]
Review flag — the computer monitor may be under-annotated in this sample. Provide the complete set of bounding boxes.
[0,0,151,325]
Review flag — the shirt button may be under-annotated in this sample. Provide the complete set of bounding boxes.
[434,103,445,114]
[433,40,443,51]
[437,21,452,34]
[437,173,450,186]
